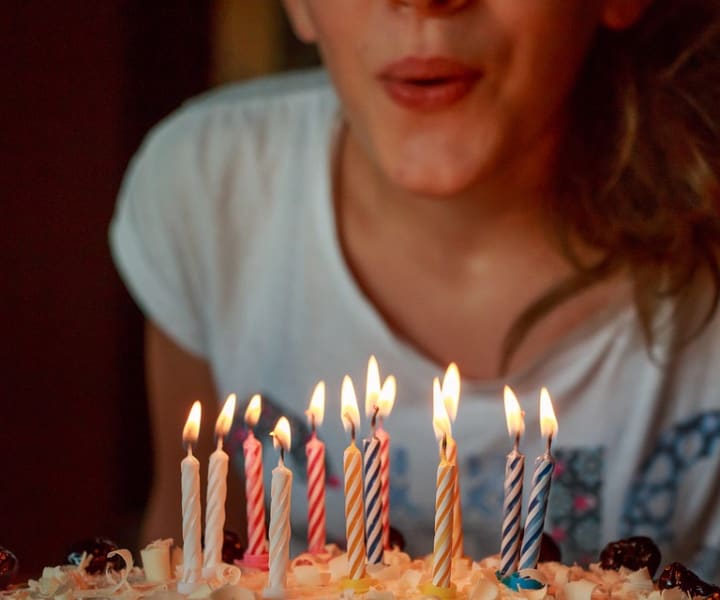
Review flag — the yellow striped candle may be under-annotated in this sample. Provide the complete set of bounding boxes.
[439,365,464,559]
[420,382,456,597]
[340,376,369,589]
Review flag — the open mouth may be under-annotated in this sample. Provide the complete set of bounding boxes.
[378,57,482,111]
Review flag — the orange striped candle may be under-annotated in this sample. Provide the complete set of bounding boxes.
[420,381,456,597]
[340,376,368,587]
[441,364,464,559]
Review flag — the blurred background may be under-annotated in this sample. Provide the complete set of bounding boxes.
[2,1,319,579]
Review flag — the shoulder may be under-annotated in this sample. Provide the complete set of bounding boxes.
[140,68,336,169]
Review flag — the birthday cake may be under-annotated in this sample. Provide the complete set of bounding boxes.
[1,534,719,600]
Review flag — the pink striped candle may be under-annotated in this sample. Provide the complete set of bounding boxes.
[243,394,268,561]
[305,381,326,553]
[376,375,396,550]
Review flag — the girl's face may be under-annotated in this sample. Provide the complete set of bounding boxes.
[284,0,650,197]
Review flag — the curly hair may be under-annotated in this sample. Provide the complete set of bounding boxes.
[501,0,720,373]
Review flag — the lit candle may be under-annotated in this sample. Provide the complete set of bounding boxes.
[500,386,525,576]
[264,417,293,599]
[441,363,464,559]
[180,401,202,592]
[376,375,396,550]
[203,393,236,572]
[243,394,268,562]
[420,385,456,597]
[518,388,558,570]
[305,381,326,554]
[340,376,370,592]
[363,406,383,565]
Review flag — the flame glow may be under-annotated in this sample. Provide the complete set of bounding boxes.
[432,377,452,442]
[306,380,325,427]
[539,387,558,439]
[503,386,525,438]
[377,375,396,418]
[341,375,361,434]
[365,355,381,418]
[215,393,237,437]
[182,401,202,445]
[271,416,292,451]
[442,362,460,422]
[244,394,261,427]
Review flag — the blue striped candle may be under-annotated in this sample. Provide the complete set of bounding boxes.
[518,387,557,570]
[518,452,554,570]
[363,434,383,564]
[500,385,525,575]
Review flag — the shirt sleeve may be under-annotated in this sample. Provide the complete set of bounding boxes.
[109,112,211,358]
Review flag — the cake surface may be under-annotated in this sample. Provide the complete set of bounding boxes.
[1,541,718,600]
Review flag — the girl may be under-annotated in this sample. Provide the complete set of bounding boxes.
[111,0,720,578]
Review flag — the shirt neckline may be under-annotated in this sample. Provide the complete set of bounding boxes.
[310,89,635,397]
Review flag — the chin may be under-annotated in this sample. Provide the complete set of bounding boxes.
[385,157,483,199]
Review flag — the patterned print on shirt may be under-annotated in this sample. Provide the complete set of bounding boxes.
[549,447,604,565]
[621,410,720,559]
[464,453,505,518]
[389,445,421,515]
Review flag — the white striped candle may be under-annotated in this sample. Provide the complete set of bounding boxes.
[265,417,293,598]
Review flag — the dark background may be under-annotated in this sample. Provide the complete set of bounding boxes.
[1,1,318,580]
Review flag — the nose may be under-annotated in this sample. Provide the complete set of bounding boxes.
[390,0,472,15]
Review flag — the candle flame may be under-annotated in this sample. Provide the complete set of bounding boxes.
[271,416,292,451]
[341,375,361,434]
[432,377,452,441]
[503,385,525,438]
[306,380,325,427]
[377,375,396,418]
[244,393,261,427]
[365,355,381,418]
[182,401,202,445]
[215,393,236,438]
[442,362,460,422]
[539,387,558,439]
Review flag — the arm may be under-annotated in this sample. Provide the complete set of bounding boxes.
[142,320,247,546]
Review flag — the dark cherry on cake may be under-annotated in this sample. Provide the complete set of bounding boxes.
[539,532,562,563]
[66,537,123,574]
[659,562,720,598]
[221,529,245,564]
[0,546,19,590]
[599,536,662,577]
[389,526,406,552]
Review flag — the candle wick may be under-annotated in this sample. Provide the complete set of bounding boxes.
[311,413,316,435]
[351,421,356,443]
[280,446,285,465]
[371,406,379,431]
[216,437,223,452]
[187,443,194,458]
[545,433,553,456]
[514,433,521,454]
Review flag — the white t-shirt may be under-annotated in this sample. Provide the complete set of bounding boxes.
[110,69,720,579]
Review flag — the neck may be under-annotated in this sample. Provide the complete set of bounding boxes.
[337,122,556,261]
